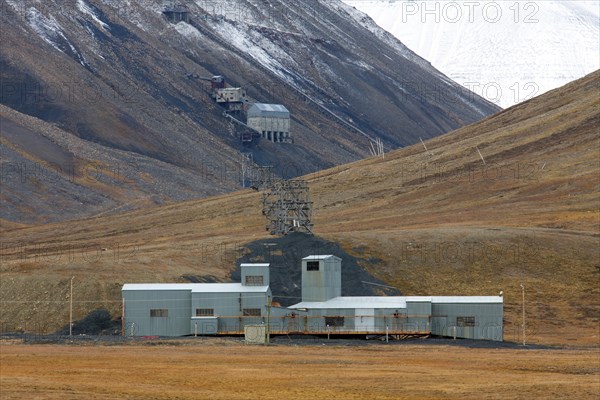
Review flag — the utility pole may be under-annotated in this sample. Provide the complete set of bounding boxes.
[520,284,526,346]
[241,156,246,188]
[241,153,252,188]
[419,137,432,156]
[69,276,74,337]
[476,146,486,165]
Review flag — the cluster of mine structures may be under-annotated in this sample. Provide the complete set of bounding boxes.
[186,73,307,235]
[163,3,292,145]
[213,75,291,145]
[185,73,293,145]
[162,4,310,235]
[163,2,387,157]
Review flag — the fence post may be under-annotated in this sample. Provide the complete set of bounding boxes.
[386,325,389,343]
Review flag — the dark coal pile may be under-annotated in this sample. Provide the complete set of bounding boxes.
[56,308,120,336]
[233,233,400,306]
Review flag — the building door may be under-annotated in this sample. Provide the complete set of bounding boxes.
[431,316,447,337]
[355,309,375,332]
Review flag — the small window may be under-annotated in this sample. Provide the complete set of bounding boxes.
[457,316,475,327]
[325,316,344,327]
[243,308,261,317]
[196,308,214,317]
[245,275,264,286]
[150,309,168,317]
[306,261,320,271]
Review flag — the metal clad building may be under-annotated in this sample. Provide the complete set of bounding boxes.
[122,256,503,341]
[241,263,270,287]
[290,255,502,340]
[162,2,190,23]
[301,255,341,302]
[288,295,502,340]
[122,287,192,337]
[123,263,271,337]
[247,103,291,143]
[215,88,247,104]
[430,297,504,341]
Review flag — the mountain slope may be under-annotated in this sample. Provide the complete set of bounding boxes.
[0,0,499,224]
[1,70,597,343]
[345,0,600,108]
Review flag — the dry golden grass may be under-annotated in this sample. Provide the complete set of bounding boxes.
[1,343,598,400]
[1,72,598,346]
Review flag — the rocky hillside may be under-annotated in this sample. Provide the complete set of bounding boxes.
[0,0,499,223]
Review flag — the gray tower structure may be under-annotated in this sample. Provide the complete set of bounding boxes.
[301,255,342,302]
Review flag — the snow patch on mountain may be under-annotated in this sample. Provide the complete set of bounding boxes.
[208,20,296,83]
[25,8,67,51]
[174,21,203,39]
[25,7,89,67]
[98,0,151,31]
[77,0,110,30]
[344,0,600,108]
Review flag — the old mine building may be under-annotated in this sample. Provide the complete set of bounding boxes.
[246,103,291,143]
[122,256,503,340]
[122,264,271,336]
[162,2,190,23]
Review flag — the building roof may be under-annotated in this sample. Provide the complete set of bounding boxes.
[302,255,340,260]
[240,263,270,268]
[291,296,407,309]
[289,296,503,309]
[122,283,269,293]
[248,103,290,118]
[218,87,244,93]
[429,296,503,304]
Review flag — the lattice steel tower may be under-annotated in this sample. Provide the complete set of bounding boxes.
[261,179,313,235]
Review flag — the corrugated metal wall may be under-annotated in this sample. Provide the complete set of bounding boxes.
[241,265,269,286]
[301,257,341,302]
[123,290,503,340]
[431,303,503,341]
[123,289,271,337]
[190,317,218,335]
[247,116,290,135]
[191,291,270,333]
[123,290,192,336]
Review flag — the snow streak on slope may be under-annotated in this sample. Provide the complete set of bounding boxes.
[207,20,297,83]
[0,0,501,223]
[77,0,110,31]
[344,0,600,108]
[24,7,89,67]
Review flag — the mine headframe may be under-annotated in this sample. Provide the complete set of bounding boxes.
[261,179,313,235]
